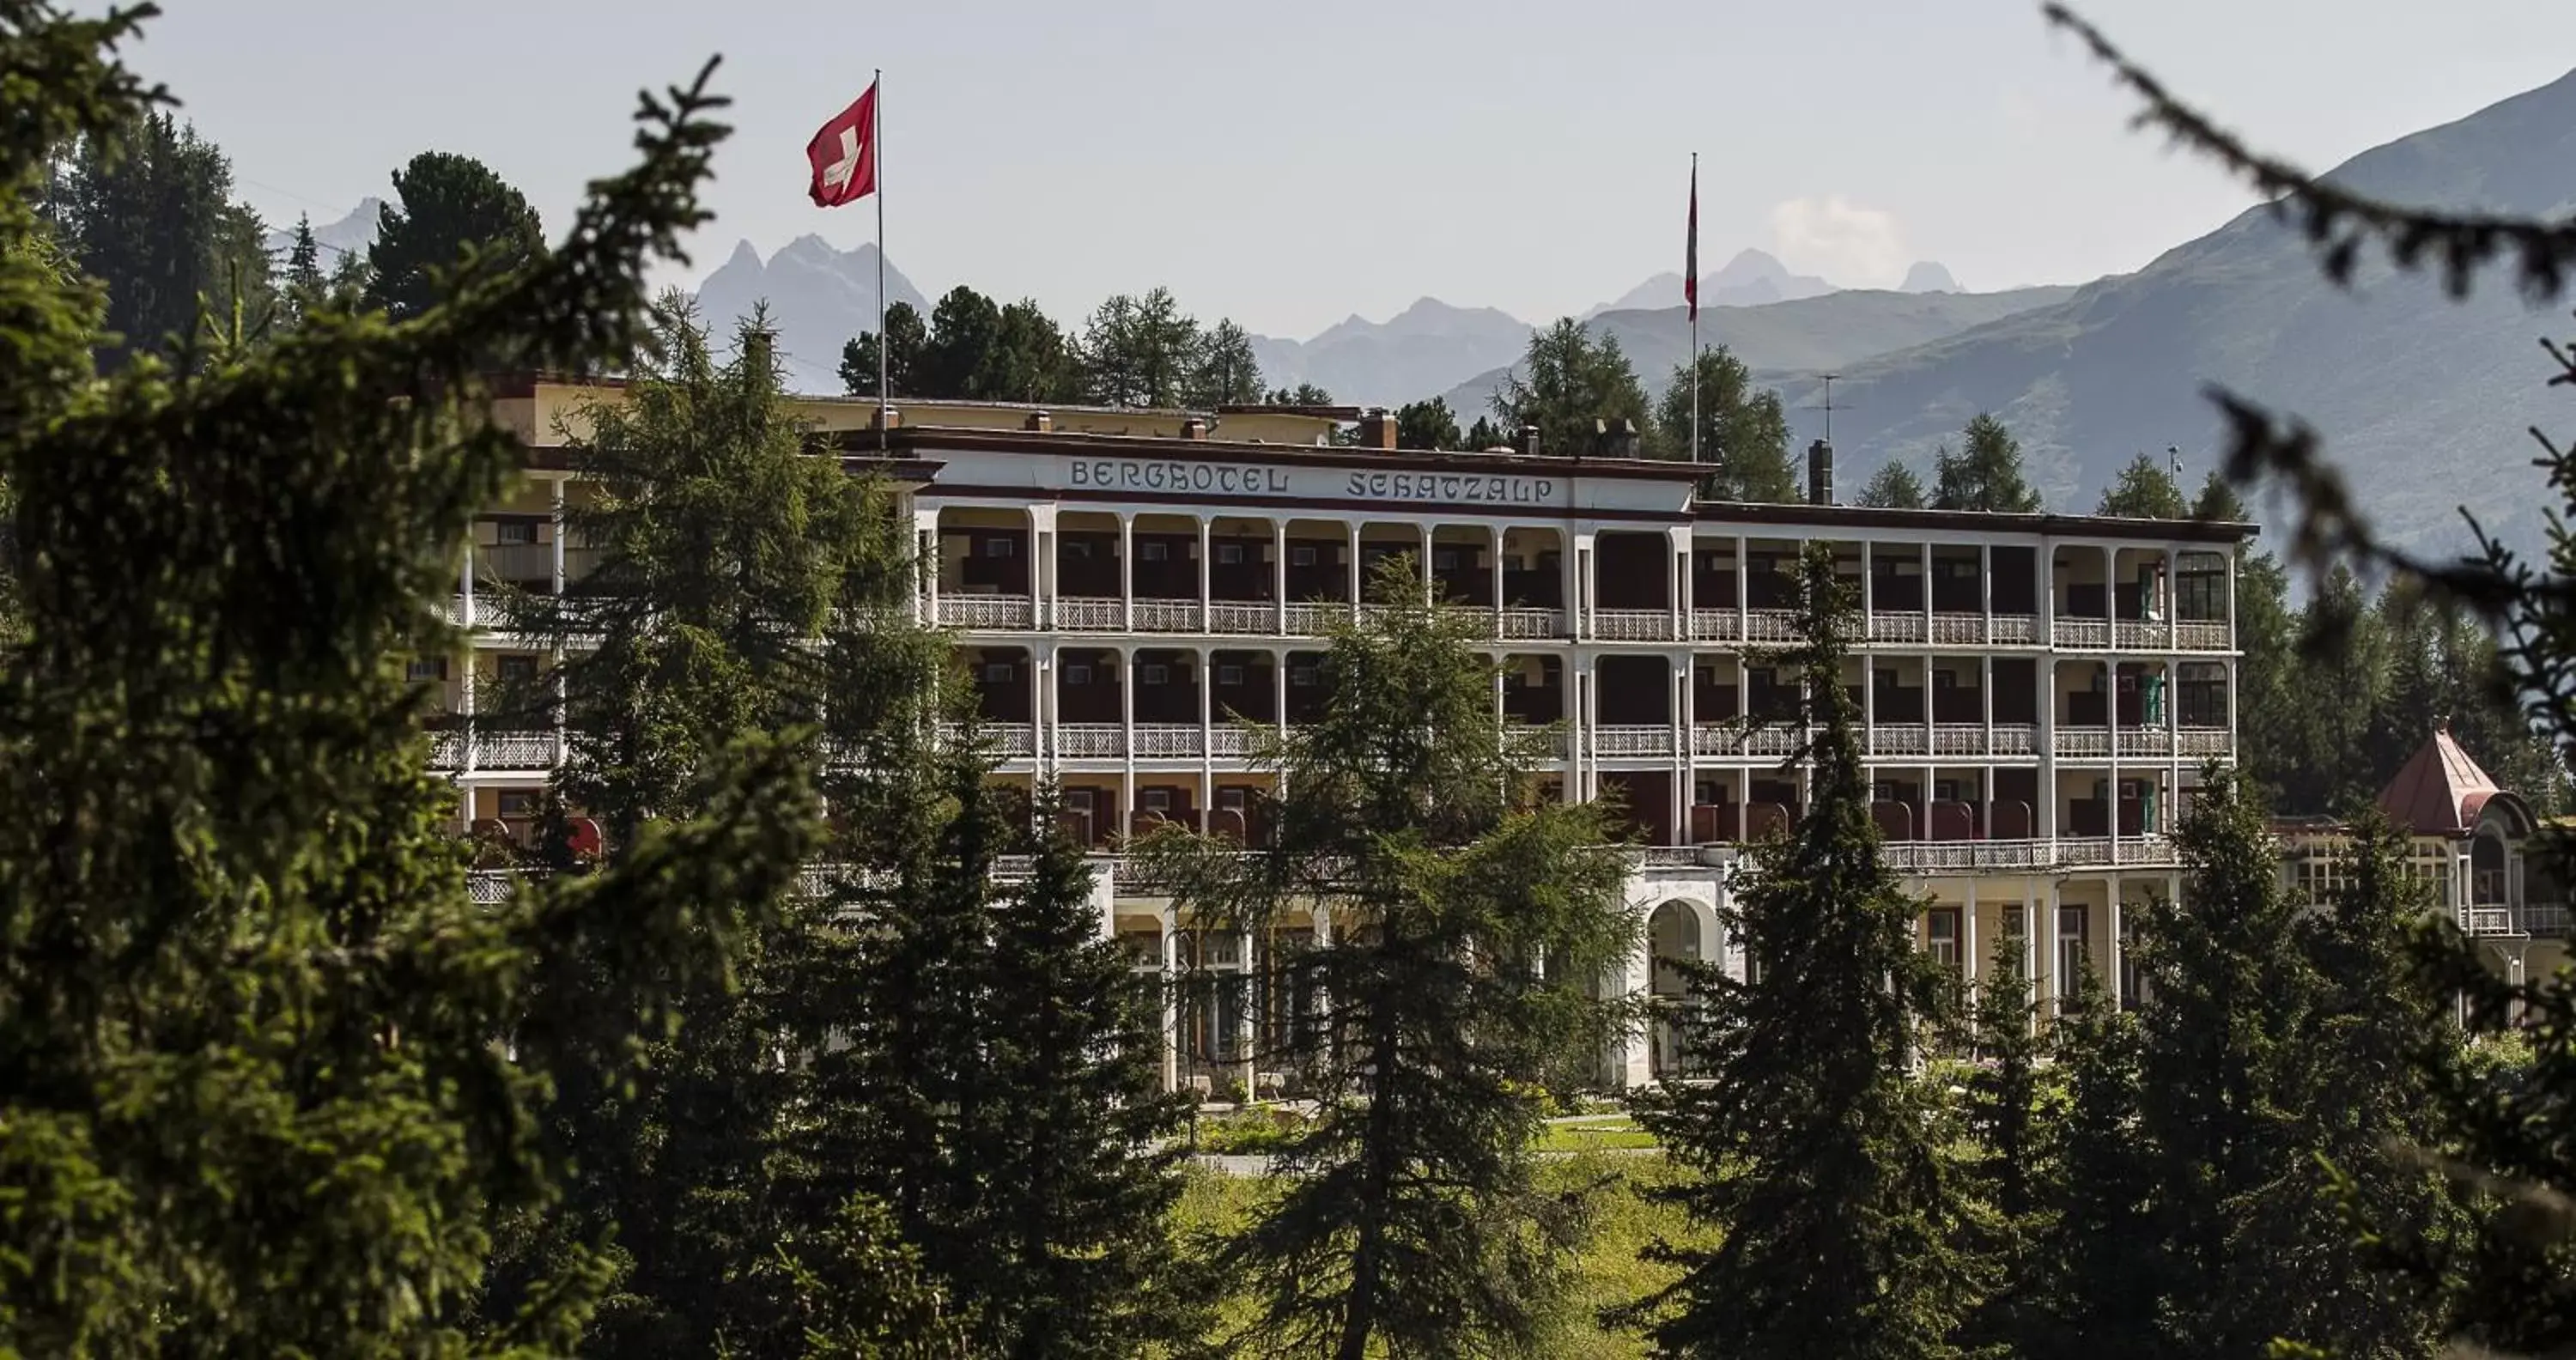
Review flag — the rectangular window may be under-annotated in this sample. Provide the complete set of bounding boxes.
[1218,665,1245,686]
[1218,787,1249,811]
[1291,545,1317,568]
[1934,779,1966,803]
[1065,664,1091,686]
[981,662,1015,683]
[1142,788,1172,812]
[1140,542,1170,562]
[1217,543,1245,566]
[1141,664,1170,686]
[1435,549,1461,570]
[495,519,538,546]
[1065,540,1092,559]
[497,790,541,818]
[2057,905,2090,994]
[983,537,1015,558]
[1933,670,1956,689]
[1290,665,1319,688]
[406,658,447,683]
[1928,908,1961,971]
[497,655,538,685]
[1065,787,1095,812]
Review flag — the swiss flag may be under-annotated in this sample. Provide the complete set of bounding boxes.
[806,82,878,209]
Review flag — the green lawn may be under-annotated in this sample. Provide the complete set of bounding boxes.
[1171,1149,1707,1358]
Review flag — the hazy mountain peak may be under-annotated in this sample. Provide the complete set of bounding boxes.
[1900,261,1961,294]
[720,238,762,271]
[1710,248,1794,288]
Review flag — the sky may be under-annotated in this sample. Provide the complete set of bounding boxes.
[122,0,2576,340]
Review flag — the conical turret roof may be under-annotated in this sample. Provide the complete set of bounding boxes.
[2374,726,2502,837]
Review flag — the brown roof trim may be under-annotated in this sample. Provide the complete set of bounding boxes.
[522,449,946,484]
[861,425,1707,483]
[918,483,1691,525]
[1692,499,2257,544]
[1215,403,1363,420]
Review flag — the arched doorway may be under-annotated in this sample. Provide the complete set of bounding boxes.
[1649,900,1706,1079]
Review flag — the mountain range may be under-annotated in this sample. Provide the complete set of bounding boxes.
[261,197,381,263]
[1778,65,2576,556]
[693,236,930,388]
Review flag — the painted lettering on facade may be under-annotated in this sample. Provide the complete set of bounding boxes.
[1069,459,1294,495]
[1341,471,1555,504]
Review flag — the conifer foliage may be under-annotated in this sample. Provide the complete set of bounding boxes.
[0,8,810,1351]
[1136,557,1635,1360]
[1635,543,1977,1359]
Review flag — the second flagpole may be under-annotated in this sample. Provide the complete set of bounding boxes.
[1689,152,1700,469]
[875,68,888,452]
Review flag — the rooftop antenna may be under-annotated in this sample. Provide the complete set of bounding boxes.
[1821,373,1838,444]
[2167,443,2183,483]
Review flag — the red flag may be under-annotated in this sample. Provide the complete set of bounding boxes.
[1684,157,1698,320]
[807,82,878,209]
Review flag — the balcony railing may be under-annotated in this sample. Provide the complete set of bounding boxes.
[473,730,562,769]
[1692,723,1741,757]
[2117,729,2172,758]
[2054,727,2111,758]
[1746,609,1800,643]
[1868,723,1929,756]
[1933,724,1986,756]
[1990,615,2038,645]
[2115,620,2164,650]
[2528,903,2573,937]
[1747,726,1801,757]
[1867,613,1928,646]
[1881,839,2057,873]
[2176,620,2231,651]
[2052,618,2110,649]
[1690,609,1741,642]
[1056,723,1124,757]
[1594,725,1676,757]
[1133,723,1204,758]
[1499,607,1566,640]
[986,723,1036,756]
[1591,609,1674,642]
[2178,726,2230,756]
[1058,597,1124,631]
[1931,613,1985,646]
[1285,602,1347,635]
[1131,599,1202,633]
[937,594,1034,629]
[1208,602,1275,635]
[1208,725,1267,758]
[1992,723,2038,756]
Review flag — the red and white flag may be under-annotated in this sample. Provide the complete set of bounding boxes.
[806,82,879,208]
[1684,155,1699,320]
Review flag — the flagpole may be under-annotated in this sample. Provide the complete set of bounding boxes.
[875,68,888,452]
[1689,152,1700,468]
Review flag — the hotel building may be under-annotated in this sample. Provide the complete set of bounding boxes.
[446,378,2255,1093]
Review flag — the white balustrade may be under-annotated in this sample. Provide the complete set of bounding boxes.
[1591,610,1675,642]
[2114,621,2163,650]
[2057,836,2112,866]
[1868,723,1929,756]
[1593,725,1676,757]
[1131,599,1203,633]
[2117,729,2173,758]
[1692,724,1742,757]
[1930,613,1986,646]
[2176,621,2232,651]
[2054,728,2111,758]
[2177,727,2231,757]
[1747,726,1800,757]
[1499,608,1566,640]
[1990,615,2038,645]
[2116,834,2178,866]
[1689,609,1741,642]
[1990,724,2038,756]
[428,730,467,769]
[1285,602,1347,635]
[2052,618,2111,649]
[1933,723,1987,756]
[1208,725,1272,758]
[1057,597,1124,631]
[1207,602,1274,635]
[1055,723,1124,757]
[1867,613,1928,645]
[936,594,1034,629]
[474,730,561,769]
[986,723,1036,756]
[1133,723,1204,758]
[1745,610,1800,643]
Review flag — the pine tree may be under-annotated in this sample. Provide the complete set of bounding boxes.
[49,107,268,370]
[0,21,792,1351]
[1634,543,1978,1359]
[1394,396,1461,450]
[841,300,927,399]
[364,149,546,324]
[1652,343,1798,495]
[2022,969,2160,1360]
[1952,939,2047,1357]
[1186,317,1264,408]
[1931,414,2044,513]
[1133,557,1637,1360]
[1859,458,1928,508]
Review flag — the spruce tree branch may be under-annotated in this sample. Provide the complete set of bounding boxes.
[2044,3,2576,300]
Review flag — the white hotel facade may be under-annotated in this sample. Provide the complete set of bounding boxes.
[445,379,2251,1093]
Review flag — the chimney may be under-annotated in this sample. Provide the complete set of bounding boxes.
[1611,417,1641,458]
[1357,407,1398,450]
[1521,423,1542,458]
[1180,416,1208,440]
[1024,410,1053,433]
[1589,418,1611,458]
[1807,438,1835,506]
[743,325,777,375]
[871,404,902,433]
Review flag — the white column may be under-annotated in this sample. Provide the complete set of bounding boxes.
[1979,542,1993,644]
[1346,521,1363,613]
[1198,646,1213,831]
[1611,907,1653,1089]
[1158,912,1180,1093]
[1275,647,1290,742]
[1490,525,1507,635]
[1272,518,1288,634]
[1034,645,1053,772]
[1119,646,1136,839]
[1030,504,1058,630]
[2022,877,2039,1004]
[2165,547,2180,648]
[2108,874,2125,1011]
[1964,880,1981,987]
[1680,655,1698,837]
[1420,523,1435,604]
[1670,659,1687,841]
[2040,880,2063,1016]
[550,477,568,592]
[1861,540,1874,630]
[1920,541,1933,634]
[1197,517,1212,628]
[1119,513,1135,632]
[1235,926,1258,1098]
[1735,534,1749,631]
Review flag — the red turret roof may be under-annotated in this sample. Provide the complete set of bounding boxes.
[2375,726,2501,837]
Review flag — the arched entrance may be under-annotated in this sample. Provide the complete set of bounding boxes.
[1649,900,1708,1079]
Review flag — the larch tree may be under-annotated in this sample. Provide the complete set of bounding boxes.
[1633,543,1978,1360]
[1859,458,1929,508]
[1133,556,1637,1360]
[1394,396,1461,450]
[364,150,545,325]
[1492,318,1655,458]
[2093,451,2189,519]
[1931,414,2044,513]
[1652,344,1798,498]
[1186,316,1265,408]
[0,13,817,1352]
[1080,287,1204,408]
